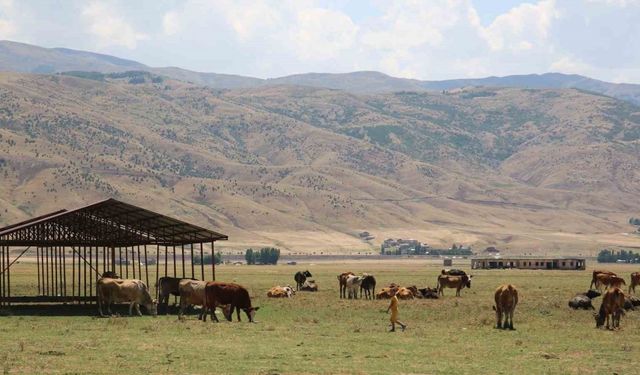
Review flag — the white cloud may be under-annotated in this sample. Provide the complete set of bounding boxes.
[82,1,148,49]
[479,0,559,52]
[0,0,16,39]
[291,8,358,60]
[162,11,180,36]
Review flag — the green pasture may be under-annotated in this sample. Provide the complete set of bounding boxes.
[1,260,639,374]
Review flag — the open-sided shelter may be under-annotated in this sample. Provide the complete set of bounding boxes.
[0,198,227,306]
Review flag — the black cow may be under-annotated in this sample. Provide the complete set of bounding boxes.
[294,270,312,291]
[568,290,602,310]
[624,295,640,311]
[418,287,439,299]
[442,269,467,276]
[360,274,376,299]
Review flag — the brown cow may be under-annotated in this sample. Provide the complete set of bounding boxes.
[203,282,259,323]
[338,272,355,299]
[396,287,415,300]
[595,287,625,330]
[437,274,471,296]
[590,270,616,289]
[595,274,626,290]
[97,278,157,317]
[494,284,518,330]
[629,272,640,294]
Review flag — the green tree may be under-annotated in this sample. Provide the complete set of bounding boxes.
[245,248,256,265]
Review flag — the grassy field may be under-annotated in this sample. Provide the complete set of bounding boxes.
[1,260,640,374]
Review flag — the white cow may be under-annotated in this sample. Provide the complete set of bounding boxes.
[346,275,364,299]
[97,278,157,317]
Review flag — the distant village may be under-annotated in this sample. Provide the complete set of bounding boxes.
[359,232,474,256]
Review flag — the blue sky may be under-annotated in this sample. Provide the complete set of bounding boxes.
[1,0,639,83]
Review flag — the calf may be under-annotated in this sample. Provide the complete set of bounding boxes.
[203,282,259,323]
[300,280,318,292]
[294,270,312,291]
[629,272,640,294]
[338,272,355,298]
[97,277,157,317]
[267,286,294,298]
[493,284,518,330]
[437,274,471,297]
[595,287,625,330]
[360,274,376,300]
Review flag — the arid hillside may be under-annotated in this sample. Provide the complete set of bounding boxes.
[0,72,639,254]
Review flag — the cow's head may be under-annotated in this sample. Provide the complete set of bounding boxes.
[145,299,158,317]
[463,275,472,288]
[586,289,602,299]
[303,270,312,278]
[244,306,260,322]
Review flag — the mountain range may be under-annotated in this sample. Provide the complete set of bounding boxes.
[0,40,639,254]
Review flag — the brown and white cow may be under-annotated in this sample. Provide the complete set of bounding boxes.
[203,282,259,323]
[494,284,518,330]
[437,274,472,297]
[629,272,640,294]
[595,287,625,330]
[346,275,364,299]
[338,272,355,299]
[97,277,157,317]
[267,285,294,298]
[157,276,197,314]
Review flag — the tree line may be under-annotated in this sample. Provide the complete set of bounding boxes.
[597,249,640,263]
[245,248,280,265]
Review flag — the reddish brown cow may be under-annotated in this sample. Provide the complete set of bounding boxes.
[203,282,259,323]
[629,272,640,294]
[590,270,616,289]
[494,284,518,330]
[437,274,471,297]
[595,287,625,330]
[595,274,626,290]
[338,272,355,299]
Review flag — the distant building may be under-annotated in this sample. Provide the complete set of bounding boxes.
[471,256,586,270]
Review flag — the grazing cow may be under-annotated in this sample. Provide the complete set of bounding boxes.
[203,282,259,323]
[97,278,157,317]
[493,284,518,330]
[346,275,364,299]
[437,274,471,297]
[629,272,640,294]
[442,269,467,276]
[418,287,439,299]
[623,295,640,311]
[157,276,196,314]
[590,270,616,289]
[595,287,625,330]
[267,286,292,298]
[338,272,355,298]
[294,270,312,291]
[178,279,229,320]
[301,279,318,292]
[360,274,376,300]
[101,271,119,279]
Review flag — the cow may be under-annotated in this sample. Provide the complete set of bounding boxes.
[338,272,355,298]
[595,274,626,290]
[595,287,625,330]
[437,274,471,297]
[442,269,467,276]
[396,287,415,300]
[101,271,119,279]
[346,275,364,299]
[157,276,196,314]
[294,270,312,291]
[629,272,640,294]
[360,274,376,300]
[569,295,596,310]
[267,286,292,298]
[203,282,259,323]
[418,287,439,299]
[376,284,402,299]
[493,284,518,330]
[96,277,157,317]
[623,295,640,311]
[590,270,616,289]
[178,279,230,320]
[300,279,318,292]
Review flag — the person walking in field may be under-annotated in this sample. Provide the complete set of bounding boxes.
[386,288,407,332]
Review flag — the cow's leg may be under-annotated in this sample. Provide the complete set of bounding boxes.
[135,303,142,316]
[236,305,242,322]
[98,297,105,317]
[211,305,220,322]
[508,309,515,330]
[495,308,502,329]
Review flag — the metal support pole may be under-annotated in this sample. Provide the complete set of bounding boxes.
[211,241,215,281]
[190,243,195,279]
[125,246,129,279]
[199,243,204,281]
[36,247,41,295]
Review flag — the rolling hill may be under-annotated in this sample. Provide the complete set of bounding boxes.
[1,40,640,105]
[0,71,639,254]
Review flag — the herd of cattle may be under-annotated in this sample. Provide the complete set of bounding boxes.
[94,267,640,331]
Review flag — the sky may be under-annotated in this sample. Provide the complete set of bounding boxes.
[1,0,639,83]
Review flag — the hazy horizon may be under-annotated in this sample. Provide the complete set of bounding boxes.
[0,1,639,83]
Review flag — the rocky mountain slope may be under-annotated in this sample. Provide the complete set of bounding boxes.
[0,71,639,253]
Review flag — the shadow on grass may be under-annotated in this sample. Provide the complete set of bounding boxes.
[0,303,203,317]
